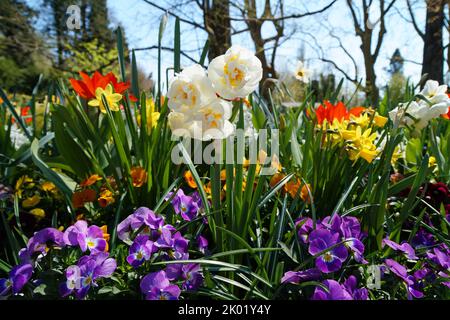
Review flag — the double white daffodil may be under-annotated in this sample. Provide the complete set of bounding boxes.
[167,46,263,141]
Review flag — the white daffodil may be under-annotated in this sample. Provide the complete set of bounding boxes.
[196,100,234,140]
[10,125,29,149]
[294,61,310,82]
[389,101,443,131]
[389,80,450,132]
[167,64,217,113]
[208,45,262,100]
[168,111,191,137]
[168,99,234,141]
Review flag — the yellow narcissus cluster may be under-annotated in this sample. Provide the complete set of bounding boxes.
[317,104,388,164]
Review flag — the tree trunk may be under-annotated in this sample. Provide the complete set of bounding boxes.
[204,0,231,62]
[361,32,379,105]
[422,0,444,84]
[244,0,276,98]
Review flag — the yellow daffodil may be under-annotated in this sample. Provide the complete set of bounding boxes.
[429,156,436,167]
[344,127,379,163]
[350,113,371,128]
[137,98,161,131]
[88,84,122,113]
[374,114,388,127]
[391,146,403,166]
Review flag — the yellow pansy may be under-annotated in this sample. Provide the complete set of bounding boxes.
[29,208,46,219]
[88,84,122,113]
[98,188,115,207]
[15,175,34,198]
[41,181,56,192]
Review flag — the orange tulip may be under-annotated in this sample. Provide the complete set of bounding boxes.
[315,101,364,125]
[69,71,137,102]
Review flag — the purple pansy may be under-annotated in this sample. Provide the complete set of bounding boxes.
[117,207,163,242]
[345,237,367,264]
[383,239,418,260]
[63,220,107,253]
[343,275,368,300]
[26,227,65,257]
[311,279,352,300]
[385,259,423,299]
[281,268,321,284]
[181,263,203,291]
[296,217,314,243]
[0,184,12,201]
[411,228,435,249]
[308,229,348,273]
[323,215,367,263]
[60,252,116,299]
[0,263,33,296]
[126,235,156,268]
[140,270,181,300]
[197,235,208,254]
[154,224,177,249]
[427,247,450,269]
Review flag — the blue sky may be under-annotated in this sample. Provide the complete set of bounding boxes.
[28,0,449,91]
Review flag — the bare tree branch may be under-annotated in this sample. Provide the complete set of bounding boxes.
[406,0,425,39]
[134,45,198,63]
[141,0,205,30]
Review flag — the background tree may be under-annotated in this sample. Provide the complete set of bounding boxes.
[0,0,51,93]
[142,0,337,98]
[407,0,446,84]
[346,0,397,104]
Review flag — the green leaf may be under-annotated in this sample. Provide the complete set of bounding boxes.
[30,139,74,203]
[174,18,181,73]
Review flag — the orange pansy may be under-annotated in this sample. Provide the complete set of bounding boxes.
[72,189,97,208]
[131,166,147,187]
[184,171,198,189]
[80,174,103,188]
[98,188,115,208]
